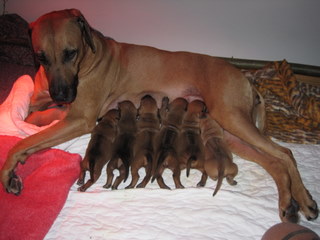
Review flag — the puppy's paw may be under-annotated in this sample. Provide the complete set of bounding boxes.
[136,182,146,188]
[76,178,84,186]
[7,171,23,195]
[77,186,86,192]
[196,182,206,187]
[103,183,111,189]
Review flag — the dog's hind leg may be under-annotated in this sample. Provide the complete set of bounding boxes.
[197,172,208,187]
[136,153,153,188]
[202,74,318,221]
[126,156,141,189]
[224,130,318,222]
[225,163,238,186]
[136,162,152,188]
[104,159,116,189]
[77,156,89,186]
[172,162,184,189]
[112,164,126,190]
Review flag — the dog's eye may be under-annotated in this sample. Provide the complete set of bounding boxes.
[63,49,78,63]
[37,52,49,66]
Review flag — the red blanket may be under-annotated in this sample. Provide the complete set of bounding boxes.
[0,136,81,240]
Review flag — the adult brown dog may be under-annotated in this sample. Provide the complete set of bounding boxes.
[0,9,318,222]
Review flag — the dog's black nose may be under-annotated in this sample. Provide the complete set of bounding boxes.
[51,88,76,104]
[49,76,78,104]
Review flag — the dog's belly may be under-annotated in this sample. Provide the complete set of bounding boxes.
[101,85,203,116]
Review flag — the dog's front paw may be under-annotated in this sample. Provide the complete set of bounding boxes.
[6,171,23,195]
[301,197,319,221]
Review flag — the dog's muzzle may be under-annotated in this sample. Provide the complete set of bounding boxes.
[49,76,78,104]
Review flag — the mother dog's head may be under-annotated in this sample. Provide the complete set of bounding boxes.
[29,9,96,104]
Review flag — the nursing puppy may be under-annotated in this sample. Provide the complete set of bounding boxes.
[200,113,238,196]
[77,109,119,192]
[104,101,137,190]
[178,100,207,187]
[152,97,188,189]
[126,95,160,189]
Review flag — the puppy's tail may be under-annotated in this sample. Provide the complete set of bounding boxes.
[145,151,153,179]
[122,153,131,183]
[116,134,135,183]
[186,155,197,177]
[151,150,169,182]
[207,138,225,197]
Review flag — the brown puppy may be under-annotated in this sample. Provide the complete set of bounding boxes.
[178,100,207,187]
[152,97,188,189]
[126,95,160,189]
[104,101,137,190]
[77,109,119,192]
[200,113,238,196]
[1,9,317,222]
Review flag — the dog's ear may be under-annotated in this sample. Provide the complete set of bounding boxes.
[69,9,96,53]
[28,23,40,70]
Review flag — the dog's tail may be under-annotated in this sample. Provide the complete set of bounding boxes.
[207,138,225,197]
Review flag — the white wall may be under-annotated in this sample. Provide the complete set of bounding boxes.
[3,0,320,66]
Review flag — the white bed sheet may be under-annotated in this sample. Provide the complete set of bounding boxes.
[2,75,319,240]
[45,134,320,240]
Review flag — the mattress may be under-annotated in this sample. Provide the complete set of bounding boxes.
[44,133,319,240]
[1,75,319,240]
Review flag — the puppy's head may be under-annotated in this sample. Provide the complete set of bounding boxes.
[118,100,137,120]
[165,98,188,126]
[101,109,120,124]
[137,95,158,117]
[187,100,207,119]
[29,9,96,104]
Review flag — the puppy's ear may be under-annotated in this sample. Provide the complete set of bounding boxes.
[70,9,96,53]
[157,109,162,122]
[136,108,140,120]
[116,110,121,120]
[161,97,169,111]
[199,104,208,119]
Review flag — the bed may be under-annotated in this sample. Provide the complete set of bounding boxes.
[0,14,319,240]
